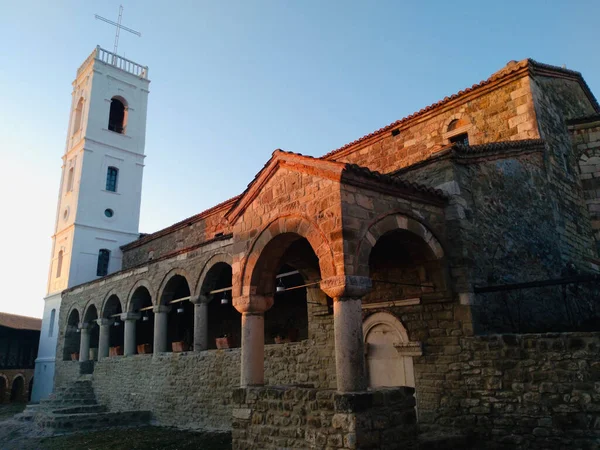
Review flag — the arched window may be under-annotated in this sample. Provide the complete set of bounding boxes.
[108,97,127,134]
[56,250,63,278]
[67,167,74,192]
[73,97,84,134]
[445,118,470,146]
[106,167,118,192]
[48,309,56,337]
[97,249,110,277]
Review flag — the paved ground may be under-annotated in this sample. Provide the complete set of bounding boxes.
[0,405,231,450]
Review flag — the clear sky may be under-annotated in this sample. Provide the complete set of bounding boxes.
[0,0,598,318]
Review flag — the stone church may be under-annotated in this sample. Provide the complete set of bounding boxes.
[33,47,599,448]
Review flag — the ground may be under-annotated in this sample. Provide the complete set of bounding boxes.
[0,404,231,450]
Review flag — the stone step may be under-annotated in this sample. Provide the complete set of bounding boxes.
[51,404,108,415]
[418,429,473,450]
[37,410,152,433]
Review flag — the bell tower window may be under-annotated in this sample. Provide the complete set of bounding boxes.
[106,167,119,192]
[96,249,110,277]
[66,167,74,192]
[73,97,84,134]
[56,250,63,278]
[108,97,127,134]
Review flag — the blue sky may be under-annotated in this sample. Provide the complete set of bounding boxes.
[1,0,599,318]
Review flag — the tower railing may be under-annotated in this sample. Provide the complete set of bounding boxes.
[77,46,149,79]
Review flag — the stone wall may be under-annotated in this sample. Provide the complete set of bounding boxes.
[232,386,417,450]
[399,144,565,289]
[326,75,538,175]
[419,331,600,448]
[530,75,598,270]
[121,199,235,269]
[571,117,600,255]
[55,337,336,431]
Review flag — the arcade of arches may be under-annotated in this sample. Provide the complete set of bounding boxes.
[57,152,455,410]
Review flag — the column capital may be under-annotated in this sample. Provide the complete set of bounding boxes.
[78,322,92,331]
[95,318,112,327]
[190,295,210,305]
[153,305,171,314]
[320,276,372,299]
[233,295,273,314]
[120,312,141,321]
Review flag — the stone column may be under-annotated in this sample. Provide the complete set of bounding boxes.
[78,323,91,362]
[121,312,141,356]
[190,295,209,351]
[97,318,112,360]
[153,305,171,354]
[320,275,372,392]
[233,295,273,387]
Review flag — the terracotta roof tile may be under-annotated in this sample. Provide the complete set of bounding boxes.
[0,312,41,331]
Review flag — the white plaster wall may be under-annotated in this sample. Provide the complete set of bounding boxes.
[31,292,62,402]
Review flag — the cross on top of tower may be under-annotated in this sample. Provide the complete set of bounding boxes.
[95,5,141,57]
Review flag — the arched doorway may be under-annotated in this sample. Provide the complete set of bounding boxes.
[83,304,99,360]
[200,262,240,349]
[10,375,24,403]
[0,375,7,404]
[363,312,420,388]
[130,285,154,354]
[63,309,81,360]
[160,274,192,352]
[103,295,124,356]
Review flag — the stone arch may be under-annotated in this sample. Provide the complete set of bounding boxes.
[238,214,336,297]
[0,374,8,404]
[442,113,474,145]
[362,312,419,388]
[194,253,233,298]
[82,301,100,324]
[101,289,124,318]
[355,212,445,278]
[157,268,192,305]
[126,279,154,312]
[363,312,410,343]
[10,374,25,402]
[63,307,81,361]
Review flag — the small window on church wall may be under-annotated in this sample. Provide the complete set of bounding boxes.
[67,167,74,192]
[48,309,56,337]
[108,97,126,134]
[56,251,63,278]
[106,167,118,192]
[73,97,84,134]
[449,133,469,146]
[97,249,110,277]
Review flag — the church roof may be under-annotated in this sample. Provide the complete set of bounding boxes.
[322,59,600,161]
[0,312,41,331]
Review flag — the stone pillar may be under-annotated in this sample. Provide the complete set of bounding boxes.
[78,323,91,362]
[97,318,111,360]
[233,295,273,387]
[320,275,372,392]
[153,305,171,354]
[121,312,141,356]
[191,295,209,351]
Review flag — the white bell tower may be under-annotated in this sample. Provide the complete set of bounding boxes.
[32,47,150,402]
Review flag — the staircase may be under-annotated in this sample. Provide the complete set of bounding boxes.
[17,377,151,433]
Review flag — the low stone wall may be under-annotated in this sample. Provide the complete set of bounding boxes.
[232,386,417,450]
[426,332,600,448]
[55,339,337,431]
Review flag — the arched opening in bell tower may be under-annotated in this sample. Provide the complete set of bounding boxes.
[108,97,127,134]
